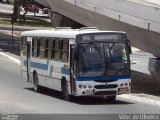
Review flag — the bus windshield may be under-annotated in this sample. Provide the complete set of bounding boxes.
[78,42,130,77]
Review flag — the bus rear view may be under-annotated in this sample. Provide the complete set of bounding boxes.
[70,32,132,101]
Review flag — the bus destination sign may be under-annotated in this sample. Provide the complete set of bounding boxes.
[80,33,123,42]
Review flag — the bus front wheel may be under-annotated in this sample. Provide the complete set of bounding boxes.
[33,74,40,92]
[62,80,70,101]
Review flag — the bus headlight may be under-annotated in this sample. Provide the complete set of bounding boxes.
[88,85,92,89]
[79,84,93,89]
[83,85,87,89]
[78,85,82,89]
[120,83,123,87]
[124,83,128,86]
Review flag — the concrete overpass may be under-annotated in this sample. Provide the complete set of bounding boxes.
[35,0,160,82]
[35,0,160,57]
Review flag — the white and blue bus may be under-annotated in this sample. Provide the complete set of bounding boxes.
[20,27,132,101]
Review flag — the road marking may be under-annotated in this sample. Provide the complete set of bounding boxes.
[0,52,20,65]
[119,94,160,106]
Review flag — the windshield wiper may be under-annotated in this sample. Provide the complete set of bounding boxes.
[89,42,103,62]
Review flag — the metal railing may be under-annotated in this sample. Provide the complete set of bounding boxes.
[0,39,20,50]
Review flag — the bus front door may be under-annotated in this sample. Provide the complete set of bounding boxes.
[27,41,31,82]
[70,45,77,94]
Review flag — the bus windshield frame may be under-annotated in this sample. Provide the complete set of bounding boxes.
[76,33,131,78]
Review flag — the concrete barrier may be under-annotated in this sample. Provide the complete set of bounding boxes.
[148,58,160,84]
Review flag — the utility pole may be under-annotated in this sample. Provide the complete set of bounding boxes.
[11,12,14,49]
[11,13,14,40]
[11,0,17,49]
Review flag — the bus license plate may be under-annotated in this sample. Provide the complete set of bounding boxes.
[85,90,92,94]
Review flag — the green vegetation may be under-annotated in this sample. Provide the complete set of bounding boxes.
[14,0,36,21]
[0,19,52,27]
[0,19,10,25]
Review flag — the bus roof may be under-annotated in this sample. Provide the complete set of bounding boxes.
[21,29,126,39]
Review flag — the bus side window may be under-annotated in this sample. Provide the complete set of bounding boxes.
[39,37,46,59]
[47,38,53,60]
[21,37,27,56]
[53,39,60,61]
[37,38,40,57]
[52,39,55,59]
[45,38,48,59]
[32,37,38,57]
[61,39,69,63]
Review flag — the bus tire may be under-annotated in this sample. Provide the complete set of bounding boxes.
[62,79,70,101]
[33,74,40,92]
[106,95,116,102]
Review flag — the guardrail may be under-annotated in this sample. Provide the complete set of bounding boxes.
[0,39,20,50]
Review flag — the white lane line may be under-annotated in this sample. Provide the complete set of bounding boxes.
[119,94,160,106]
[0,52,20,65]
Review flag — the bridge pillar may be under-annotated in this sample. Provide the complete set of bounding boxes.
[50,11,84,29]
[148,58,160,84]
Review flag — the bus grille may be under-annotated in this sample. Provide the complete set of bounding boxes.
[94,84,118,89]
[94,91,116,95]
[94,79,118,83]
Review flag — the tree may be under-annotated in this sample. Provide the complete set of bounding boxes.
[13,0,35,22]
[13,0,19,22]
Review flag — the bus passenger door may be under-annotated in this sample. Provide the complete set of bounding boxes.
[26,38,32,82]
[70,45,77,94]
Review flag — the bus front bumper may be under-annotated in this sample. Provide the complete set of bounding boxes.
[74,79,131,96]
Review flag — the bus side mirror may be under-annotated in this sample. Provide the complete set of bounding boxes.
[127,40,132,54]
[128,45,132,54]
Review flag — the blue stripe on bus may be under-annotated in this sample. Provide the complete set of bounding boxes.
[24,61,70,75]
[76,76,131,81]
[24,61,48,70]
[61,67,70,75]
[31,62,39,69]
[32,62,48,70]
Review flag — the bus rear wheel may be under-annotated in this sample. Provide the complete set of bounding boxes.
[62,80,70,101]
[33,74,40,92]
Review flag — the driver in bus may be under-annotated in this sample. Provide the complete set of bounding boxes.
[111,44,123,63]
